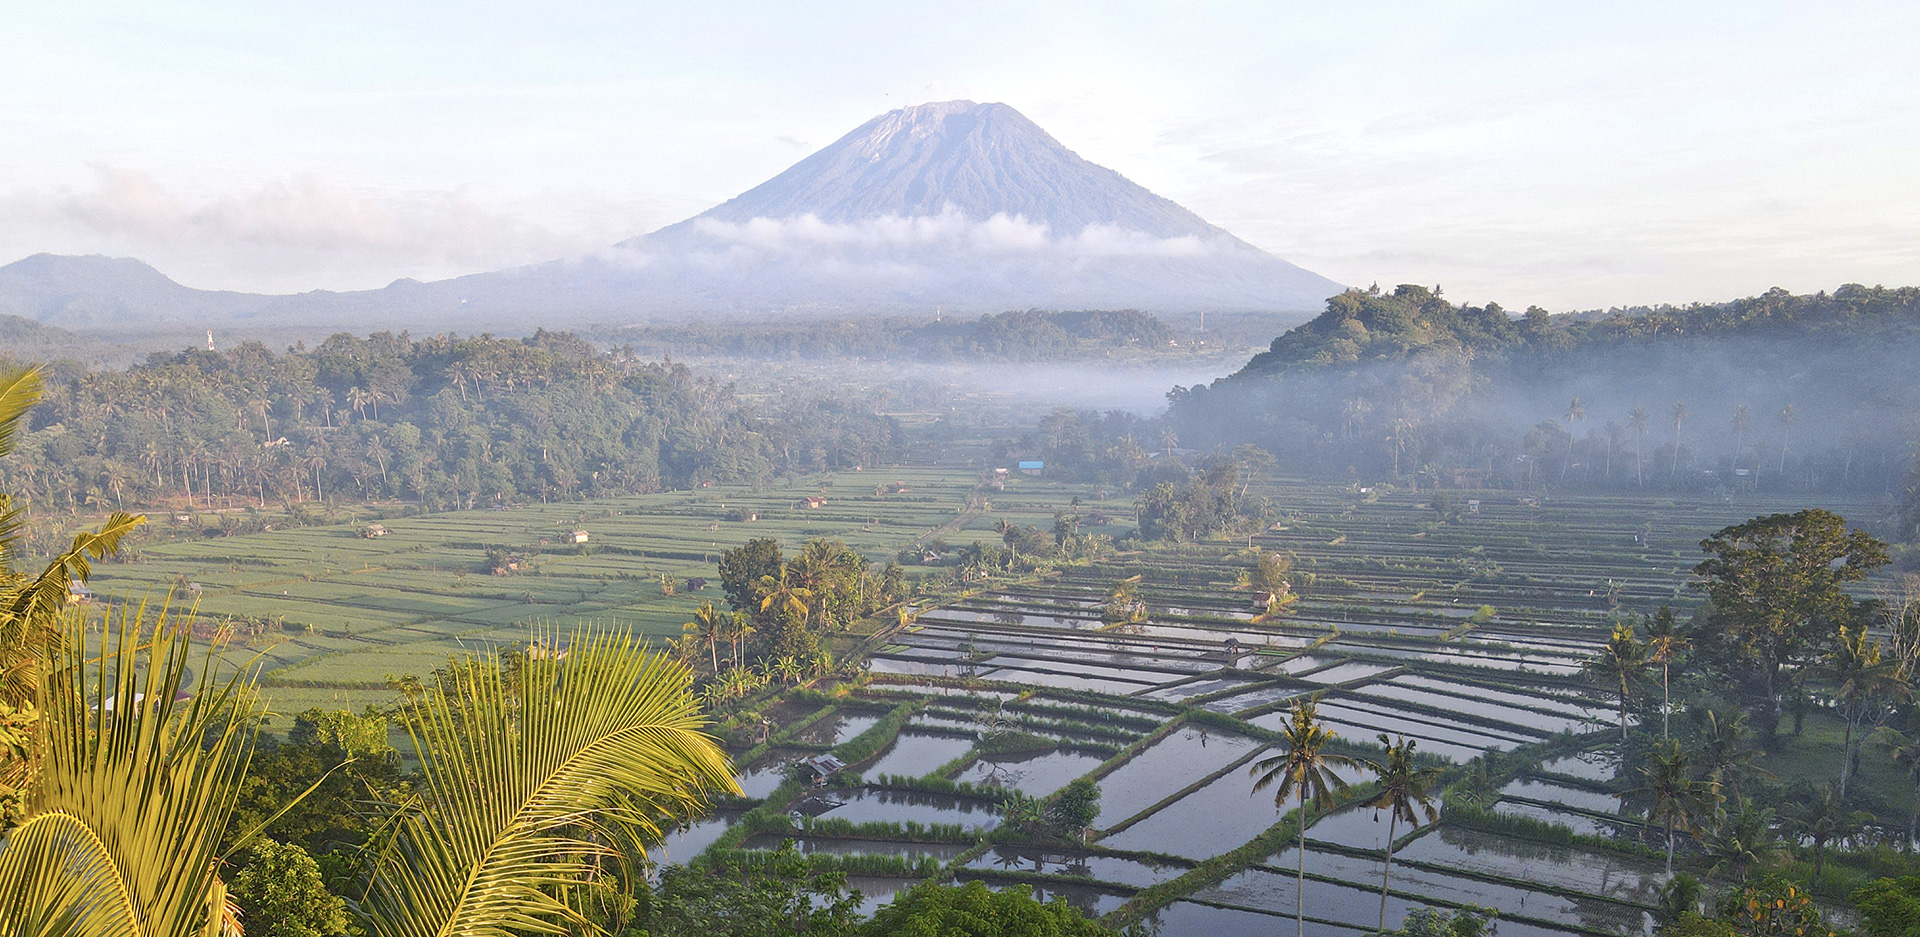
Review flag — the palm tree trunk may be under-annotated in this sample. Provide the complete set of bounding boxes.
[1840,720,1856,798]
[1662,663,1671,739]
[1378,811,1399,931]
[1666,817,1675,877]
[1298,786,1308,937]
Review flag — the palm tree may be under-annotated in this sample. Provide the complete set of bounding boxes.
[1809,624,1909,796]
[1782,784,1869,885]
[1634,738,1715,876]
[1584,622,1650,741]
[1249,700,1360,937]
[1561,397,1585,482]
[0,607,738,933]
[684,601,725,672]
[1697,709,1760,799]
[1777,403,1797,478]
[0,365,146,725]
[1701,797,1783,881]
[1670,401,1688,479]
[1644,607,1689,739]
[1730,405,1751,481]
[757,568,814,628]
[1884,730,1920,850]
[1628,407,1649,488]
[1365,734,1441,931]
[720,611,755,669]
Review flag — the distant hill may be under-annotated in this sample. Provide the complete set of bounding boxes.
[1169,284,1920,492]
[0,102,1342,330]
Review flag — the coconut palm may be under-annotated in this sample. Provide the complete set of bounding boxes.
[1783,784,1870,885]
[1249,700,1360,937]
[0,600,255,936]
[1808,624,1910,796]
[1884,729,1920,849]
[683,601,725,673]
[1730,405,1752,479]
[1777,403,1797,477]
[0,365,146,806]
[1633,738,1715,876]
[1697,709,1761,799]
[1584,623,1650,741]
[757,568,814,628]
[1701,797,1783,881]
[1365,734,1441,931]
[1644,607,1690,739]
[1561,397,1585,482]
[1628,407,1649,488]
[1670,400,1688,479]
[0,601,737,935]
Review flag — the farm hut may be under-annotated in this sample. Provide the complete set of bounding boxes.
[362,524,388,539]
[802,496,827,509]
[1018,460,1044,476]
[527,638,569,661]
[66,579,91,605]
[685,577,709,592]
[568,529,590,544]
[795,754,846,785]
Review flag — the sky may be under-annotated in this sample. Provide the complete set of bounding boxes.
[3,1,1917,309]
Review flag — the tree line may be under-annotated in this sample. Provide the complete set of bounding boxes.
[0,329,898,516]
[594,308,1176,362]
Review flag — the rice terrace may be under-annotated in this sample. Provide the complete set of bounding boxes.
[73,457,1910,936]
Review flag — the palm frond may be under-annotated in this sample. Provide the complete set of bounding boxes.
[0,366,43,462]
[0,512,146,708]
[362,627,737,937]
[0,600,258,937]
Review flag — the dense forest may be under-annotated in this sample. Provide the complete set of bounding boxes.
[0,330,897,514]
[1168,284,1920,495]
[593,309,1179,361]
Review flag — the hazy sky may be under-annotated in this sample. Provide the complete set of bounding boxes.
[4,1,1917,309]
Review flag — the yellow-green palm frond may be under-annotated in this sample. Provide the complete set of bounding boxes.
[0,512,146,708]
[0,600,259,937]
[361,627,738,937]
[0,366,43,463]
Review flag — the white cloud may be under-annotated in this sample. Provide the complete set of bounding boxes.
[684,209,1214,261]
[0,167,602,291]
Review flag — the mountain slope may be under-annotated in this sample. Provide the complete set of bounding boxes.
[653,101,1225,239]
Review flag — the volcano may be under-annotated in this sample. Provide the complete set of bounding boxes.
[1,102,1342,326]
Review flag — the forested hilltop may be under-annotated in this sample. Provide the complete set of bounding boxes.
[1169,284,1920,496]
[595,309,1180,361]
[1,330,896,514]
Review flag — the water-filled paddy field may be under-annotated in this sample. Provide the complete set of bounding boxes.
[660,481,1893,934]
[151,471,1884,933]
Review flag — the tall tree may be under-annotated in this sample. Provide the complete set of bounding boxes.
[1730,405,1752,480]
[1783,784,1869,885]
[1670,400,1688,479]
[1633,739,1715,876]
[1365,734,1441,932]
[1585,623,1650,741]
[1628,407,1649,488]
[1249,700,1360,937]
[1561,396,1585,482]
[1644,606,1690,739]
[1808,624,1910,796]
[1692,510,1889,744]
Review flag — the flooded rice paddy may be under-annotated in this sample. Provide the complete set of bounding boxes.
[655,483,1857,933]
